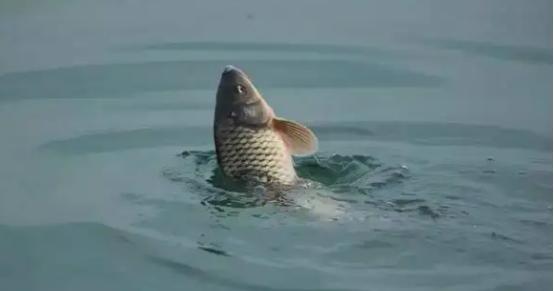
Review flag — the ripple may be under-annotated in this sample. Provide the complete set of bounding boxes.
[38,121,551,155]
[295,154,381,186]
[40,126,210,154]
[165,150,413,221]
[197,245,231,257]
[420,38,552,64]
[0,59,442,101]
[136,41,402,59]
[148,256,362,291]
[312,121,551,151]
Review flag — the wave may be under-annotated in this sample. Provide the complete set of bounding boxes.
[39,121,551,155]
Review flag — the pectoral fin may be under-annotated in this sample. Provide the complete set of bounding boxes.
[273,117,318,156]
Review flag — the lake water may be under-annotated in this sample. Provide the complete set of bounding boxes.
[0,0,552,290]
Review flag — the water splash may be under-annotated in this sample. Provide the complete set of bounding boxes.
[164,150,414,221]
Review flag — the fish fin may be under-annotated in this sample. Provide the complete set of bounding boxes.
[273,117,318,156]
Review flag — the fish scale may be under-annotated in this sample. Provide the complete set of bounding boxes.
[215,125,297,184]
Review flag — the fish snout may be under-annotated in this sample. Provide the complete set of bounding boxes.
[221,65,246,78]
[223,65,238,74]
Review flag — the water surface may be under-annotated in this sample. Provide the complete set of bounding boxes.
[0,0,551,290]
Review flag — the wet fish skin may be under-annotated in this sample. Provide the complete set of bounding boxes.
[215,124,297,184]
[213,65,317,185]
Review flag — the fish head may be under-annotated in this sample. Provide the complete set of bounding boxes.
[215,65,274,126]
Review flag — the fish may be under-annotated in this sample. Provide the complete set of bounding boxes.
[213,65,318,185]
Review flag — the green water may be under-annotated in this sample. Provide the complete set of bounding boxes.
[0,0,552,290]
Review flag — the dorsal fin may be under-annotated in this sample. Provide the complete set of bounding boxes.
[272,117,318,156]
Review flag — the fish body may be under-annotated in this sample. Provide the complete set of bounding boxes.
[213,65,318,185]
[215,125,297,184]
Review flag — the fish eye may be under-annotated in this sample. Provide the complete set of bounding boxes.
[235,85,247,94]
